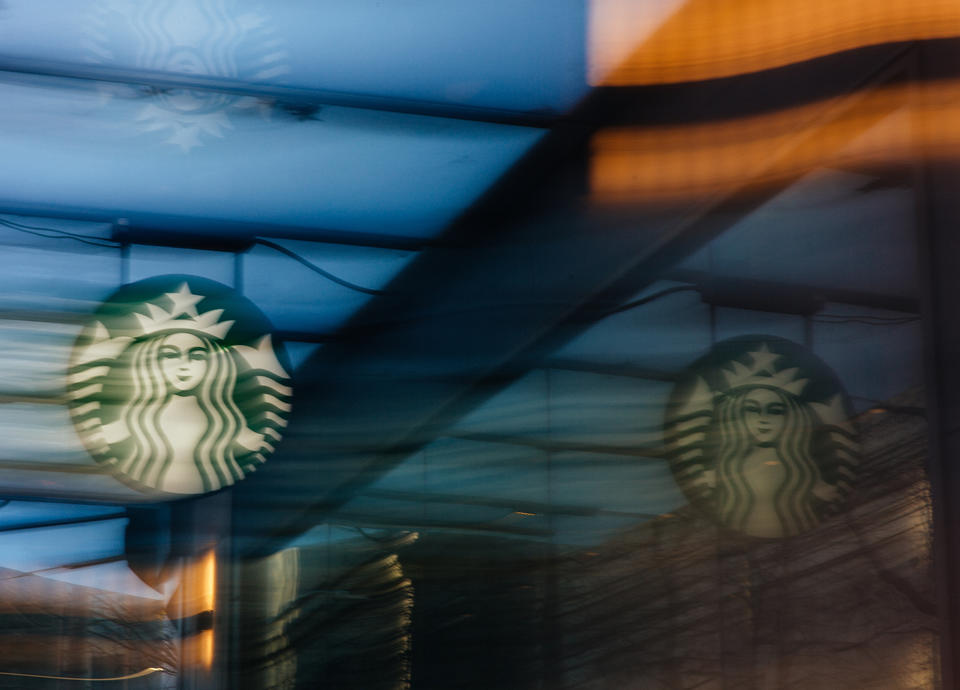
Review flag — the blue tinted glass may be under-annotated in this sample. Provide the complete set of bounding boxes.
[0,0,587,114]
[0,518,126,572]
[128,245,235,285]
[0,500,122,529]
[243,241,417,334]
[0,73,545,239]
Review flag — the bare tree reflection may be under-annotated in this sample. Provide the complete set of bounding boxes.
[557,389,936,689]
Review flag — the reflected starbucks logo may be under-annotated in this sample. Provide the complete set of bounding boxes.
[67,276,292,496]
[84,0,288,151]
[664,336,858,538]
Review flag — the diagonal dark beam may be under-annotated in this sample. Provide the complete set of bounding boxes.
[231,42,919,557]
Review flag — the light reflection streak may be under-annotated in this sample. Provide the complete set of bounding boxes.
[591,80,960,202]
[590,0,960,85]
[180,549,216,671]
[0,667,164,682]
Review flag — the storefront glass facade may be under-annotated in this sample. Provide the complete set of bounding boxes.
[0,2,956,688]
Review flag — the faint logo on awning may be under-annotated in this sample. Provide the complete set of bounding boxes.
[83,0,289,151]
[664,336,859,538]
[67,276,292,496]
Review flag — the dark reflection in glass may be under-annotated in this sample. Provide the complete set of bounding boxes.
[0,501,174,687]
[0,1,948,686]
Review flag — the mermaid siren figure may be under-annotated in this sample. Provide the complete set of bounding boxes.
[68,281,292,495]
[665,341,858,538]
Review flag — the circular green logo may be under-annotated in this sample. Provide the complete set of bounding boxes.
[67,276,292,496]
[664,336,858,538]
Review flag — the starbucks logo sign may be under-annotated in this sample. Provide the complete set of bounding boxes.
[83,0,288,151]
[67,276,292,496]
[664,336,858,538]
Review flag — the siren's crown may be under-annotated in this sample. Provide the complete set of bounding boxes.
[133,283,234,340]
[721,343,808,397]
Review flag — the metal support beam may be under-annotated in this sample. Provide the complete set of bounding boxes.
[0,55,559,129]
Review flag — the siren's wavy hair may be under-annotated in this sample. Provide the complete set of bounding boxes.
[118,332,247,492]
[714,386,820,536]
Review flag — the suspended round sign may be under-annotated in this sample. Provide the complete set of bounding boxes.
[664,336,858,538]
[67,276,292,497]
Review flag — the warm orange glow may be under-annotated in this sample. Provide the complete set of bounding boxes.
[179,549,216,671]
[181,549,217,617]
[180,629,215,673]
[589,0,960,85]
[591,80,960,202]
[202,550,216,614]
[198,550,215,670]
[200,629,214,671]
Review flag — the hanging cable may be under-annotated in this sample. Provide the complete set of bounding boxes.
[0,217,120,249]
[601,285,700,318]
[0,217,392,295]
[254,239,390,296]
[0,217,393,295]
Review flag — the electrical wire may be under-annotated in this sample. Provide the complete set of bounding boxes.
[600,285,919,328]
[601,285,700,318]
[0,217,917,328]
[0,218,392,297]
[254,239,389,296]
[0,217,120,249]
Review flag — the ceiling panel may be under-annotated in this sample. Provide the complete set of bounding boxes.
[0,0,587,115]
[0,72,545,240]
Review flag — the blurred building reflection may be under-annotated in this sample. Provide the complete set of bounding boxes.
[0,0,955,688]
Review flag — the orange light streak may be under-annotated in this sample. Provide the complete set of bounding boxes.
[199,629,214,671]
[198,550,215,670]
[591,80,960,202]
[180,549,216,671]
[202,550,216,615]
[589,0,960,85]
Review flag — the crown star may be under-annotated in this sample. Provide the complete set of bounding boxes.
[167,283,204,318]
[748,343,780,374]
[721,344,808,396]
[133,283,234,340]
